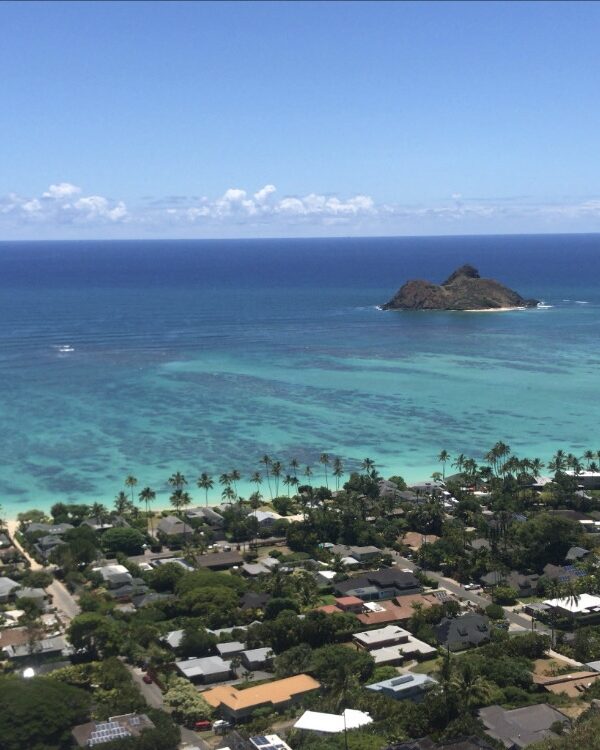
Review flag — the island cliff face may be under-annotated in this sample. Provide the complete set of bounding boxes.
[381,265,539,311]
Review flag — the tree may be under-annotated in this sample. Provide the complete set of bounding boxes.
[0,676,90,750]
[438,450,450,479]
[168,472,187,490]
[260,455,273,499]
[67,612,122,658]
[125,474,138,504]
[114,491,130,516]
[333,457,344,490]
[102,526,146,556]
[139,486,156,532]
[274,643,312,677]
[320,453,331,488]
[311,644,374,697]
[163,677,214,727]
[176,627,217,658]
[197,473,214,507]
[271,461,283,497]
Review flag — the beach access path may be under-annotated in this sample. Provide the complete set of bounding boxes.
[6,519,80,621]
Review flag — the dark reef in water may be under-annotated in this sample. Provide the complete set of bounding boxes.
[381,264,539,311]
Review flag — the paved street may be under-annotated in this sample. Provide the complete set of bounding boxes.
[390,550,550,635]
[126,664,165,709]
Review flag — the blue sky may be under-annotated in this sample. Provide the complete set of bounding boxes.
[1,0,600,239]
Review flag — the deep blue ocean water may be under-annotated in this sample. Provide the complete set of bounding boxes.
[1,234,599,515]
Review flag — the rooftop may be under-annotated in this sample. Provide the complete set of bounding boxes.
[294,709,373,733]
[203,674,320,711]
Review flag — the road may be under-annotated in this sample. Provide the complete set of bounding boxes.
[6,519,80,622]
[126,664,165,709]
[389,550,550,634]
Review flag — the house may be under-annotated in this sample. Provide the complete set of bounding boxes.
[335,596,364,613]
[353,625,437,662]
[216,641,245,660]
[402,532,440,551]
[16,586,50,609]
[0,577,21,603]
[93,564,133,589]
[468,538,491,552]
[533,670,600,697]
[34,534,67,559]
[479,570,540,597]
[315,570,337,587]
[241,562,271,577]
[156,515,193,538]
[107,580,149,602]
[175,655,232,684]
[196,551,244,570]
[356,593,440,627]
[202,674,321,721]
[25,522,73,536]
[240,592,272,611]
[565,470,600,489]
[294,709,373,733]
[0,533,12,548]
[479,704,569,749]
[435,614,490,651]
[542,563,584,584]
[81,517,114,533]
[241,647,273,670]
[186,507,225,527]
[386,737,495,750]
[366,672,437,701]
[315,604,343,615]
[331,544,382,563]
[565,546,590,562]
[3,635,72,661]
[334,569,421,601]
[543,593,600,624]
[72,713,155,747]
[253,511,280,527]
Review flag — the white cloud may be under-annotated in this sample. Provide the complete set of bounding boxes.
[43,182,82,199]
[2,182,600,237]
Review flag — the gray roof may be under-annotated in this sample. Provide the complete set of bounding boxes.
[16,587,47,600]
[175,655,231,679]
[479,704,568,749]
[242,647,273,663]
[216,641,245,657]
[157,515,193,535]
[565,546,589,561]
[0,577,20,597]
[366,672,436,697]
[435,614,491,650]
[25,522,73,535]
[4,635,70,659]
[186,507,225,525]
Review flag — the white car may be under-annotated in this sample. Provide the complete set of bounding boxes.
[463,583,481,591]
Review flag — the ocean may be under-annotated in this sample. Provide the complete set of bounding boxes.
[1,234,599,517]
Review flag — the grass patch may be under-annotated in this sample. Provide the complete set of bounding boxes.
[410,656,442,675]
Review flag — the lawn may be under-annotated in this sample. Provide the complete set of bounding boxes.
[410,656,442,675]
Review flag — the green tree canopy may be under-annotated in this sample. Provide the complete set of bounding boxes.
[0,675,90,750]
[102,526,146,556]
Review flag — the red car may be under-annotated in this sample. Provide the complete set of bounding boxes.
[142,674,153,684]
[195,720,212,731]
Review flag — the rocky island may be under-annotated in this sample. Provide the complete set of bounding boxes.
[381,264,539,311]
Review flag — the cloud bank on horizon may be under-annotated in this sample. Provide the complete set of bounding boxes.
[1,182,600,239]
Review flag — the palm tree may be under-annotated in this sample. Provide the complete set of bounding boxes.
[289,475,299,495]
[437,450,450,480]
[221,486,235,504]
[333,457,344,490]
[91,502,107,527]
[114,491,129,516]
[584,450,595,469]
[548,449,567,474]
[219,472,232,493]
[138,487,156,533]
[452,453,466,474]
[168,472,187,491]
[283,474,293,497]
[250,471,262,497]
[197,473,214,507]
[320,453,330,488]
[271,461,282,497]
[303,465,313,486]
[230,469,241,496]
[260,455,273,499]
[361,457,375,476]
[530,458,544,477]
[125,475,138,504]
[452,661,493,710]
[289,458,300,478]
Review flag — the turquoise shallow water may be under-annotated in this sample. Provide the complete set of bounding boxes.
[0,235,599,516]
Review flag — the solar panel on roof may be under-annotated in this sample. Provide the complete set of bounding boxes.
[252,737,270,746]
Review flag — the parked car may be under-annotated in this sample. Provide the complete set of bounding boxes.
[463,583,481,591]
[195,720,212,731]
[142,674,153,684]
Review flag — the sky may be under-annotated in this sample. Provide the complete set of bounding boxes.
[1,0,600,239]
